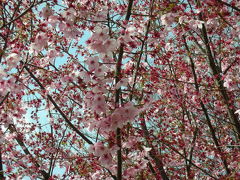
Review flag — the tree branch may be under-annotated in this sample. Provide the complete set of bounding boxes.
[114,0,134,179]
[199,14,240,140]
[0,147,4,179]
[183,35,231,174]
[140,115,169,180]
[0,0,36,29]
[8,124,50,179]
[22,61,93,145]
[216,0,240,12]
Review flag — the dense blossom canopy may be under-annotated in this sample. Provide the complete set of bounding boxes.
[0,0,240,179]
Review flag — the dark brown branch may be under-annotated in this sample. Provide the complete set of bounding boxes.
[115,0,134,179]
[0,92,10,107]
[199,15,240,140]
[0,147,4,179]
[186,127,198,178]
[160,138,217,179]
[183,35,231,175]
[216,0,240,12]
[8,125,50,179]
[22,60,117,179]
[141,115,169,180]
[0,0,36,29]
[22,61,93,145]
[129,8,152,101]
[46,95,92,145]
[223,59,238,75]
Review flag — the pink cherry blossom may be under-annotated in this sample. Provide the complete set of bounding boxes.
[41,6,53,19]
[87,27,118,54]
[85,56,100,71]
[161,13,177,26]
[48,15,59,27]
[92,94,107,114]
[115,78,128,89]
[5,53,19,69]
[189,20,204,29]
[2,0,240,179]
[93,142,107,157]
[61,8,76,25]
[99,153,112,167]
[29,32,48,54]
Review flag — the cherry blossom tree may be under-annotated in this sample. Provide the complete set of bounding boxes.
[0,0,240,179]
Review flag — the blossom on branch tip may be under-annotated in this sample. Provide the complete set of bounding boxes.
[99,153,112,167]
[115,78,128,89]
[29,32,48,54]
[189,20,204,29]
[61,8,76,25]
[41,7,53,19]
[87,27,119,54]
[6,53,19,70]
[161,13,177,26]
[92,94,107,114]
[85,57,100,71]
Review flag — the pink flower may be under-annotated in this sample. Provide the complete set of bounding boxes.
[93,103,107,114]
[0,69,6,79]
[85,92,107,114]
[89,40,106,53]
[189,20,204,29]
[47,49,62,62]
[122,136,139,148]
[59,22,79,38]
[92,27,109,41]
[6,53,19,69]
[123,167,137,178]
[121,102,139,121]
[179,16,189,24]
[92,85,107,94]
[61,8,76,25]
[110,112,124,129]
[85,57,99,71]
[115,78,128,89]
[48,15,59,27]
[92,171,103,180]
[35,32,48,48]
[92,94,107,114]
[29,32,48,54]
[94,142,106,156]
[223,75,237,91]
[94,65,107,77]
[165,43,174,51]
[161,13,177,26]
[41,7,53,19]
[88,27,118,54]
[99,153,112,167]
[103,39,118,52]
[98,117,112,131]
[109,102,139,130]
